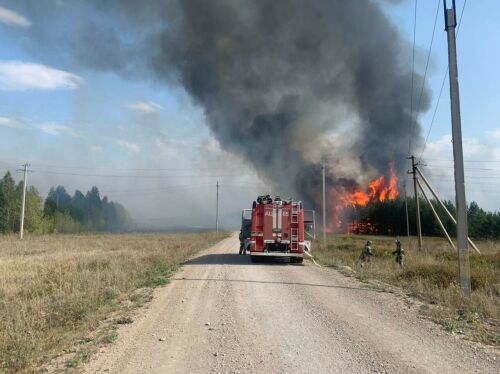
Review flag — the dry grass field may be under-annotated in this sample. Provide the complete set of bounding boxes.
[0,232,228,372]
[313,234,500,345]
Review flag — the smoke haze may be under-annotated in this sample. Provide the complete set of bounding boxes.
[12,0,432,214]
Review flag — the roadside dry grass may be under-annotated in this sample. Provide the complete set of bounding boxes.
[0,232,228,373]
[313,234,500,345]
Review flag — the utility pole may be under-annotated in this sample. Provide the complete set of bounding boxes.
[216,181,219,233]
[416,166,480,254]
[416,178,456,250]
[322,161,327,248]
[404,180,411,251]
[19,163,29,240]
[443,0,471,296]
[409,156,422,250]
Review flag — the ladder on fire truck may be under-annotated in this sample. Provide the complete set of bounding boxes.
[290,202,299,251]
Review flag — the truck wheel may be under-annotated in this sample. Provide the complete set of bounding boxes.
[290,257,303,264]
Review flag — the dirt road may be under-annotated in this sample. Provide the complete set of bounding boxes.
[84,234,498,373]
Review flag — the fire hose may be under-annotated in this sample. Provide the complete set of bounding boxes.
[303,250,322,267]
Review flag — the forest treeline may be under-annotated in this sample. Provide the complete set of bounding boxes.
[344,197,500,240]
[0,171,131,234]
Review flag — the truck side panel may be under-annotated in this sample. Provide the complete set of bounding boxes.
[263,206,274,246]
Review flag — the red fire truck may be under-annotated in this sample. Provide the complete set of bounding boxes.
[240,195,315,263]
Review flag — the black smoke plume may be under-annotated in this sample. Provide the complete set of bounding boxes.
[24,0,432,211]
[155,1,430,208]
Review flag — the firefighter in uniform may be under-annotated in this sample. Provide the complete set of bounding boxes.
[358,240,374,267]
[239,231,245,255]
[392,239,405,267]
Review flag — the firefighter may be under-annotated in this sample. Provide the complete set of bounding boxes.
[358,240,374,267]
[392,239,405,267]
[239,231,245,255]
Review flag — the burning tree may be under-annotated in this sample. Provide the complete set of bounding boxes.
[330,162,399,233]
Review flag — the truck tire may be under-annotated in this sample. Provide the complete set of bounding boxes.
[290,257,303,264]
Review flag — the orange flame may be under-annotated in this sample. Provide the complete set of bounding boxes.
[329,162,399,232]
[347,162,398,207]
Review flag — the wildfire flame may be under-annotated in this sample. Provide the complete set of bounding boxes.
[341,162,399,208]
[347,167,398,206]
[329,162,399,233]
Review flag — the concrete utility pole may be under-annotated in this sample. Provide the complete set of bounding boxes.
[416,178,456,250]
[444,0,471,296]
[19,163,29,240]
[410,156,422,250]
[404,180,411,251]
[322,161,327,248]
[416,167,480,254]
[216,181,219,233]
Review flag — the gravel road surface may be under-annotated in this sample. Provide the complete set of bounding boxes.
[83,233,498,373]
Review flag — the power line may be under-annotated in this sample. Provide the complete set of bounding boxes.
[423,158,500,163]
[416,0,441,117]
[407,0,418,157]
[422,173,500,179]
[38,183,268,197]
[48,183,262,191]
[423,178,500,184]
[2,159,248,172]
[418,0,468,161]
[27,163,232,172]
[100,184,216,196]
[424,166,500,171]
[29,169,253,179]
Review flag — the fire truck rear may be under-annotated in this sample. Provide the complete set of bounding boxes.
[242,195,315,263]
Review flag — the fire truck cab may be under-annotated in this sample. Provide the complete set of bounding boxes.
[243,195,315,263]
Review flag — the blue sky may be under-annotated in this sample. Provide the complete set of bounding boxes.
[0,0,499,227]
[384,0,500,212]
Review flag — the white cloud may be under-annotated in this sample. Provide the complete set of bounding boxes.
[0,61,83,91]
[0,6,31,27]
[127,101,163,113]
[90,145,103,152]
[200,139,222,153]
[487,128,500,140]
[424,134,498,161]
[0,116,25,129]
[421,134,500,211]
[39,123,80,137]
[117,139,140,152]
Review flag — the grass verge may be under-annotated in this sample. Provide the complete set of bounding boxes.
[0,231,228,372]
[313,234,499,345]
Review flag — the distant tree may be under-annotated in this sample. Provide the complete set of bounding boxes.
[69,190,87,223]
[41,185,131,233]
[0,172,20,233]
[86,187,103,229]
[0,172,47,234]
[0,171,132,235]
[349,197,500,240]
[45,186,71,212]
[49,211,81,233]
[24,186,44,233]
